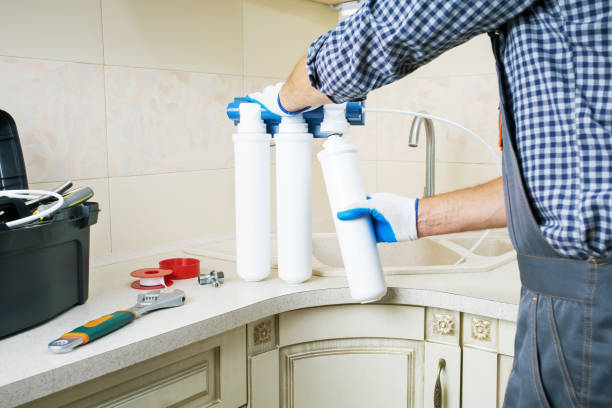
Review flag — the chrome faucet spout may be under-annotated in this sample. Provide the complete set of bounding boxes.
[408,113,435,197]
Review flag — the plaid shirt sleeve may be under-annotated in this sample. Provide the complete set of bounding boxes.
[307,0,536,103]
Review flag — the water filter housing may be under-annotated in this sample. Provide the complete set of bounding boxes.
[275,116,313,283]
[317,136,387,302]
[232,103,271,281]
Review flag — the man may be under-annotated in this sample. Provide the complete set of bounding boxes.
[248,1,612,406]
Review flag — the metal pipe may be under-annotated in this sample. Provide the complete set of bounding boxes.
[408,112,435,197]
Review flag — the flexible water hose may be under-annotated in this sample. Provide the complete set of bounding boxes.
[0,189,65,228]
[364,108,502,264]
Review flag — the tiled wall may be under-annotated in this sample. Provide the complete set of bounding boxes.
[371,35,501,198]
[0,0,501,258]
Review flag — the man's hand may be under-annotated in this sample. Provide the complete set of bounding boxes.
[337,193,419,243]
[246,81,318,118]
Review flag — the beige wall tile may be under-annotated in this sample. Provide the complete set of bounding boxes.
[244,76,284,95]
[0,0,103,63]
[376,74,500,165]
[244,0,337,78]
[436,163,500,194]
[360,160,377,194]
[377,161,499,198]
[109,169,234,252]
[102,0,243,75]
[377,161,425,198]
[105,66,242,177]
[411,34,496,79]
[30,178,112,258]
[0,57,107,183]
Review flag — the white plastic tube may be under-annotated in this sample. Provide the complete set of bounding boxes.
[317,135,387,302]
[276,116,313,283]
[0,189,64,228]
[233,103,271,281]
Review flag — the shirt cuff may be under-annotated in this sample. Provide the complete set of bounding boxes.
[306,32,341,104]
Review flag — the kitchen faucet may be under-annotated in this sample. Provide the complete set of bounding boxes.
[408,112,435,197]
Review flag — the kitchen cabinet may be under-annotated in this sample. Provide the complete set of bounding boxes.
[18,306,516,408]
[20,326,247,408]
[249,305,516,408]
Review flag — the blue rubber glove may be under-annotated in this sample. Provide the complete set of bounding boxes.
[246,82,314,117]
[337,193,419,243]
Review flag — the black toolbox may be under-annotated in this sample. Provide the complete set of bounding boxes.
[0,110,99,338]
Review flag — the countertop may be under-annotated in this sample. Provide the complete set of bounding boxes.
[0,249,521,406]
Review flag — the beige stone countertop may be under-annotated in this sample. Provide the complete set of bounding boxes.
[0,250,521,406]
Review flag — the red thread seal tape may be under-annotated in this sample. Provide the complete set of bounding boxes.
[130,268,174,290]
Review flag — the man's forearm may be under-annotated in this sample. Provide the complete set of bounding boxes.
[417,177,506,237]
[279,55,332,112]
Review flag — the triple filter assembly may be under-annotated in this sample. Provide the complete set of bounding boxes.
[227,100,386,302]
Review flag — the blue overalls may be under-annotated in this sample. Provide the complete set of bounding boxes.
[490,31,612,407]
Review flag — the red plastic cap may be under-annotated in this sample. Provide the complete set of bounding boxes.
[159,258,200,280]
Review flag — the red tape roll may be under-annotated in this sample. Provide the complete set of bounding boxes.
[130,268,173,290]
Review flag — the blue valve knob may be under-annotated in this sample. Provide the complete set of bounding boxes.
[226,99,365,138]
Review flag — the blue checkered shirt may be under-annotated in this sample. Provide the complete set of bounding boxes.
[307,0,612,259]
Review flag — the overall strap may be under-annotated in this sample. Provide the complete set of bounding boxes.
[489,31,562,259]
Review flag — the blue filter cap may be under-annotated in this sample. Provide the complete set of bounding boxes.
[226,99,366,138]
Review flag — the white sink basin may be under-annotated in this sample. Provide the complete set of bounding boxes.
[184,230,515,276]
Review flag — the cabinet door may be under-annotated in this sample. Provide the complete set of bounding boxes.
[424,343,461,408]
[249,349,280,408]
[278,305,426,408]
[497,355,514,407]
[280,338,423,408]
[461,347,497,408]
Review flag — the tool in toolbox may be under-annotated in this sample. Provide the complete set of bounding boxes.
[48,289,185,353]
[35,186,94,220]
[25,180,73,208]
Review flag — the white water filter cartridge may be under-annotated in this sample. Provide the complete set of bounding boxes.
[233,103,271,281]
[276,115,313,283]
[317,135,387,302]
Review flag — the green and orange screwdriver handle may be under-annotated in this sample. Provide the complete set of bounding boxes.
[48,290,185,353]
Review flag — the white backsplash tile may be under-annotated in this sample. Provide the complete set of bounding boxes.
[244,0,337,78]
[109,169,235,252]
[376,74,500,165]
[102,0,243,75]
[0,57,107,183]
[105,66,242,177]
[0,0,103,63]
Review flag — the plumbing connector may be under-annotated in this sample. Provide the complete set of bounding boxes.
[226,99,365,138]
[198,270,225,287]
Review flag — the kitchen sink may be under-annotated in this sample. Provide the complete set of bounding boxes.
[184,229,516,276]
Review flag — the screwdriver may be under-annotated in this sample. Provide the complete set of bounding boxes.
[35,186,94,220]
[25,180,73,208]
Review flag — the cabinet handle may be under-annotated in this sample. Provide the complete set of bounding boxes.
[434,358,446,408]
